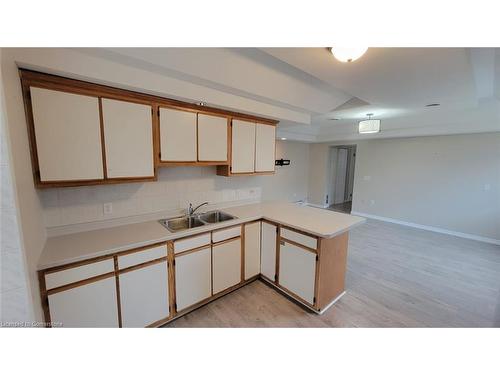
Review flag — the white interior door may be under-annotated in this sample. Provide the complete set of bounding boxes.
[260,222,277,281]
[30,87,103,181]
[101,98,154,178]
[212,239,241,294]
[197,114,228,161]
[48,277,119,327]
[255,124,276,172]
[175,248,212,311]
[279,241,316,304]
[159,107,197,162]
[231,120,255,173]
[244,222,261,280]
[119,261,169,327]
[334,148,348,204]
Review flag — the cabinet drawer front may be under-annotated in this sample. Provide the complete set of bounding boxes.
[119,260,169,327]
[212,226,241,243]
[118,245,167,269]
[279,242,316,305]
[45,259,115,290]
[174,233,211,254]
[281,228,317,250]
[212,238,241,294]
[48,276,119,327]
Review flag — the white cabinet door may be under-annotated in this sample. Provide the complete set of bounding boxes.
[212,238,241,294]
[175,247,211,311]
[255,124,276,172]
[48,277,119,327]
[119,260,169,327]
[30,87,103,181]
[231,120,255,173]
[244,222,261,280]
[279,241,317,305]
[159,107,197,162]
[261,222,277,281]
[197,114,228,162]
[101,98,154,178]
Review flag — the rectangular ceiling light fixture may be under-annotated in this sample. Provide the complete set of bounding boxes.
[358,119,381,134]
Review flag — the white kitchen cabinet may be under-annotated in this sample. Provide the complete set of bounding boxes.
[159,107,197,162]
[197,114,228,162]
[48,276,119,327]
[212,238,241,294]
[244,222,261,280]
[231,119,256,173]
[278,241,317,305]
[30,87,103,182]
[255,124,276,172]
[119,260,169,327]
[261,222,277,281]
[101,98,154,178]
[175,247,212,311]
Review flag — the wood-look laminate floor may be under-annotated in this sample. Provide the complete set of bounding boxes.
[167,219,500,327]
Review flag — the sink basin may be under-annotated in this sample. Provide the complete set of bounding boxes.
[160,216,206,232]
[198,210,236,224]
[159,210,237,232]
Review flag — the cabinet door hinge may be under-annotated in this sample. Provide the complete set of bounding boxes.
[173,259,176,267]
[316,254,319,261]
[157,108,160,116]
[174,303,177,310]
[313,297,316,304]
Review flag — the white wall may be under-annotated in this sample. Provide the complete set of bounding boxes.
[1,70,32,325]
[40,141,309,232]
[309,132,500,241]
[1,50,45,323]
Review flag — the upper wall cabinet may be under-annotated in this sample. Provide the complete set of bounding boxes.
[255,123,276,172]
[158,108,229,166]
[217,120,276,176]
[101,98,154,179]
[197,114,228,162]
[21,70,277,187]
[159,107,197,163]
[30,87,104,182]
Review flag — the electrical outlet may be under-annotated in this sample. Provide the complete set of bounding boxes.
[363,176,371,181]
[370,200,375,206]
[484,184,491,191]
[103,202,113,215]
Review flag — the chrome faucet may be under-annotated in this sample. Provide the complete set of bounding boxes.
[188,201,209,216]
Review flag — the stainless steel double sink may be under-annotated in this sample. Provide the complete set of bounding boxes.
[159,210,237,232]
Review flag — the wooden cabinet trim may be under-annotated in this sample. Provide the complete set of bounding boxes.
[20,69,277,188]
[174,244,212,258]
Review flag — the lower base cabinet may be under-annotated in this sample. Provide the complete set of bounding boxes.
[278,241,317,305]
[175,247,212,311]
[261,222,277,281]
[119,260,170,327]
[48,276,119,328]
[244,222,261,280]
[212,238,241,294]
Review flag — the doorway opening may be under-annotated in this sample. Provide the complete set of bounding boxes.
[326,145,357,214]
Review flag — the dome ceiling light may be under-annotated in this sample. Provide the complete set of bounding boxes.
[330,47,368,63]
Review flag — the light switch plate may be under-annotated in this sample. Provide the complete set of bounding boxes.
[103,202,113,215]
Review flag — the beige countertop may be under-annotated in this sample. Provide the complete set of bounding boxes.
[38,202,365,270]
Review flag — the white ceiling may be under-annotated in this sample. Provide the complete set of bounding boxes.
[75,47,500,142]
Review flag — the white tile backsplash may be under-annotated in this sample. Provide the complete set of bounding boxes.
[39,167,263,228]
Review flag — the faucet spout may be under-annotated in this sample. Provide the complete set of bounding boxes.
[188,201,209,216]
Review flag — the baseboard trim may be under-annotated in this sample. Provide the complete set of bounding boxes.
[307,202,329,209]
[351,211,500,246]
